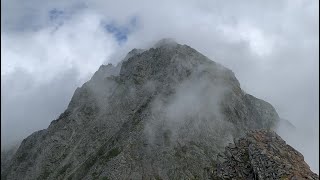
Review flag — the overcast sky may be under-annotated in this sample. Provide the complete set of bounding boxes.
[1,0,318,172]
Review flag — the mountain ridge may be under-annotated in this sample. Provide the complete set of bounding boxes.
[1,39,316,180]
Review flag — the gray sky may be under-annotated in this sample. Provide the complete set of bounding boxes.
[1,0,318,172]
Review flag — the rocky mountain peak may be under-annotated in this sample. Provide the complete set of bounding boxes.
[120,40,239,89]
[1,40,317,180]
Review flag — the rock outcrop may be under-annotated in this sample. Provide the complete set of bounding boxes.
[211,130,319,180]
[1,39,317,180]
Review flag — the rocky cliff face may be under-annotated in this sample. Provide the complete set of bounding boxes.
[1,39,316,180]
[211,130,318,180]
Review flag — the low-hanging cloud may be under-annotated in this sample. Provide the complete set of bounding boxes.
[1,0,318,173]
[145,74,235,149]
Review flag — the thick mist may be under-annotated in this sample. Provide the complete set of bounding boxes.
[144,74,235,149]
[276,120,319,173]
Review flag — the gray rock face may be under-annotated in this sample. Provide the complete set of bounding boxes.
[2,39,283,180]
[212,130,319,180]
[1,143,19,175]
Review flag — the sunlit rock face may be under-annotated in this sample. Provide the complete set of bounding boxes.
[3,39,314,180]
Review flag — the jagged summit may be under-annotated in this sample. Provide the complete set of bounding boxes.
[2,40,317,180]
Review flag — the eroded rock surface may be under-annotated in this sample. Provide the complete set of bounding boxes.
[212,130,319,180]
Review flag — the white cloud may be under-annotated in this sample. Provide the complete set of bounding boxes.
[217,22,275,56]
[1,10,119,147]
[2,12,117,82]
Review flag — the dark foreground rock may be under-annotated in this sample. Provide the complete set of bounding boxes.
[211,130,319,180]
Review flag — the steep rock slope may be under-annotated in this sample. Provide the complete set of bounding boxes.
[211,130,319,180]
[3,39,283,180]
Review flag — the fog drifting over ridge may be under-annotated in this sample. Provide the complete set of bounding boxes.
[1,0,318,173]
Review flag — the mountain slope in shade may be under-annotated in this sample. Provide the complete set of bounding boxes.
[211,129,319,179]
[2,39,316,180]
